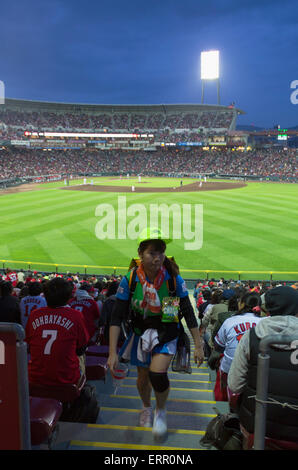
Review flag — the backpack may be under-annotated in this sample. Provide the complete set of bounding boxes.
[60,383,100,424]
[200,408,243,450]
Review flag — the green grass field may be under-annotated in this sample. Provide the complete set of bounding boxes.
[0,176,298,281]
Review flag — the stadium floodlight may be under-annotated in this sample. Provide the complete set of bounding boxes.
[200,50,220,105]
[201,50,219,80]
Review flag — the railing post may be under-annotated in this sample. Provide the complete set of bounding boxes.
[0,323,31,449]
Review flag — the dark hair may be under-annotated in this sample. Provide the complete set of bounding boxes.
[228,295,239,311]
[135,240,180,277]
[0,281,13,297]
[28,281,42,296]
[234,286,247,300]
[19,285,29,299]
[94,280,103,291]
[239,291,261,315]
[210,289,223,305]
[202,289,211,301]
[79,282,92,292]
[106,281,119,297]
[43,278,72,307]
[138,239,166,254]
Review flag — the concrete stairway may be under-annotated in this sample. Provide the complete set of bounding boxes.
[51,337,224,451]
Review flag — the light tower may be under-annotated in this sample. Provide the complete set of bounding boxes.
[200,50,220,105]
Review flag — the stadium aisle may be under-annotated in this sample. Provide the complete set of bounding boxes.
[47,335,224,451]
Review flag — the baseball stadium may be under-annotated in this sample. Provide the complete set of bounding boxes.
[1,95,298,453]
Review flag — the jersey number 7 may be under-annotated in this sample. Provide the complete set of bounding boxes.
[42,330,58,355]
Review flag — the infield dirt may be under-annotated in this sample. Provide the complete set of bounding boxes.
[61,181,246,193]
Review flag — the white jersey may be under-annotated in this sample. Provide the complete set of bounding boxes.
[20,295,47,328]
[215,312,263,374]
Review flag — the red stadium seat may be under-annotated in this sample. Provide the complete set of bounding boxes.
[228,394,298,450]
[85,355,108,381]
[29,373,86,403]
[240,425,298,450]
[30,396,62,448]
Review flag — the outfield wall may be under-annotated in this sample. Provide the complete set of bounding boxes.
[1,259,297,283]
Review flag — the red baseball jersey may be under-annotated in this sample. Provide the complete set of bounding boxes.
[69,297,100,339]
[5,271,18,287]
[25,305,89,386]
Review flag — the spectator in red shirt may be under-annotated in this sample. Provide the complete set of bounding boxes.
[69,282,101,343]
[5,268,18,287]
[25,277,89,386]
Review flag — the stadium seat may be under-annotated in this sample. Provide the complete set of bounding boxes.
[29,373,86,403]
[30,396,62,448]
[228,393,298,450]
[85,355,108,381]
[86,344,109,357]
[240,425,298,450]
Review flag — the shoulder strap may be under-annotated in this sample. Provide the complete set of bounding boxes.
[128,267,138,300]
[129,267,176,298]
[166,276,177,297]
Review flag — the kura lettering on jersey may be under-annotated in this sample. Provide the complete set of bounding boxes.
[32,315,74,331]
[233,322,256,335]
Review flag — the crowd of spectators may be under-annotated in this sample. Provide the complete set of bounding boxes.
[0,108,234,133]
[0,267,121,332]
[0,147,297,182]
[1,266,298,446]
[195,277,298,448]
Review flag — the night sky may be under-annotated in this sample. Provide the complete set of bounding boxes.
[1,0,298,128]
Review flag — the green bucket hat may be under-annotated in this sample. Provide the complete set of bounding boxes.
[137,227,172,246]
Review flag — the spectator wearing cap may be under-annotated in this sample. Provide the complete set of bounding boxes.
[228,286,298,443]
[107,227,204,441]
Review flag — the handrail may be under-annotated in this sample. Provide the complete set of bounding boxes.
[1,258,297,281]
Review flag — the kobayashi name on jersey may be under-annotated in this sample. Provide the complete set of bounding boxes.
[31,315,74,331]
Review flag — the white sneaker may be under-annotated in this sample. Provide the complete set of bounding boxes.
[139,406,153,427]
[152,408,167,440]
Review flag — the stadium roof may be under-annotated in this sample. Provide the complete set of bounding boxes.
[2,98,245,115]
